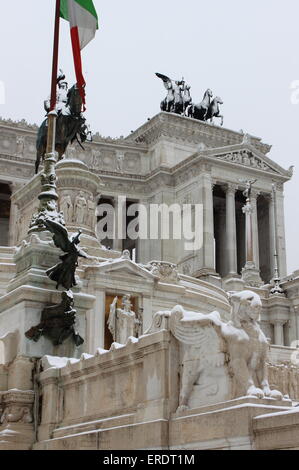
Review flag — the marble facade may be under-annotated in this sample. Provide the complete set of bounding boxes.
[0,113,299,450]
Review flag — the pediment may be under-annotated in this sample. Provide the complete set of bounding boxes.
[95,258,155,282]
[211,143,291,178]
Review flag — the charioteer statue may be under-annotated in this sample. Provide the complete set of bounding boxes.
[35,70,92,174]
[156,73,224,126]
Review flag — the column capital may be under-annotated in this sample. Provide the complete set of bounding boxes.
[264,192,274,203]
[225,183,238,195]
[211,179,218,190]
[250,189,261,200]
[272,182,284,193]
[9,181,25,194]
[270,318,287,327]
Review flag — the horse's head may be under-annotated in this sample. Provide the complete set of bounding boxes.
[229,290,262,328]
[205,88,213,98]
[214,96,223,105]
[67,84,83,115]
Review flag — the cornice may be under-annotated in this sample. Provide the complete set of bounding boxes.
[0,117,38,132]
[126,112,271,155]
[0,118,147,151]
[0,115,290,196]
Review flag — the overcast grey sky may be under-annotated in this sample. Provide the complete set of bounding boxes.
[0,0,298,274]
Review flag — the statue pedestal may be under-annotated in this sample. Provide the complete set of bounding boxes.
[11,158,116,259]
[0,236,95,360]
[0,389,35,450]
[241,261,263,288]
[170,397,292,450]
[0,357,36,450]
[222,275,245,292]
[56,158,103,255]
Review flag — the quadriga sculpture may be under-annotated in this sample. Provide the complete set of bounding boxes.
[149,290,283,411]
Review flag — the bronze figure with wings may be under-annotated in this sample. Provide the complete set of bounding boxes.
[156,73,184,114]
[43,219,88,291]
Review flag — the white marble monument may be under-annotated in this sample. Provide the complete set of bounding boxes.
[0,113,299,450]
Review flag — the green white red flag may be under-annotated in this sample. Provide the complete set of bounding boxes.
[60,0,99,109]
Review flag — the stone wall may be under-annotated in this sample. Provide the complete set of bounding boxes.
[268,362,299,401]
[36,330,179,449]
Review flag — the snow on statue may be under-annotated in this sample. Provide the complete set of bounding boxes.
[147,290,283,411]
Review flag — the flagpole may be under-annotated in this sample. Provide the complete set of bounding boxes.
[47,0,61,154]
[29,0,64,234]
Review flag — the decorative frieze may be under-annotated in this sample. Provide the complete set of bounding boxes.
[59,191,96,228]
[217,149,276,172]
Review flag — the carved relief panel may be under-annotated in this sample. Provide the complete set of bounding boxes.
[59,190,96,230]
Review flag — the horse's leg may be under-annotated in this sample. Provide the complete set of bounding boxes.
[214,112,224,126]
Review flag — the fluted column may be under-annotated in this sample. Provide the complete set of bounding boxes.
[225,184,237,276]
[8,182,22,246]
[241,185,262,287]
[113,196,125,252]
[193,166,215,277]
[268,192,276,280]
[201,171,215,271]
[251,190,260,271]
[274,185,287,278]
[272,320,286,346]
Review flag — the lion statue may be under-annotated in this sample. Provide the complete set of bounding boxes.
[224,290,282,401]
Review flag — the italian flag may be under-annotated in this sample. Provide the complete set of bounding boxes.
[60,0,99,109]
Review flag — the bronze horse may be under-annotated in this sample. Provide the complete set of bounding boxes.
[206,96,224,126]
[35,84,89,174]
[191,88,213,120]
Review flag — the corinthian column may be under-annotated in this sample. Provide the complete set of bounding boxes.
[113,196,126,252]
[193,165,216,278]
[198,169,215,274]
[225,184,237,276]
[272,320,286,346]
[251,189,260,271]
[268,192,276,280]
[241,184,262,287]
[274,184,287,278]
[9,182,24,246]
